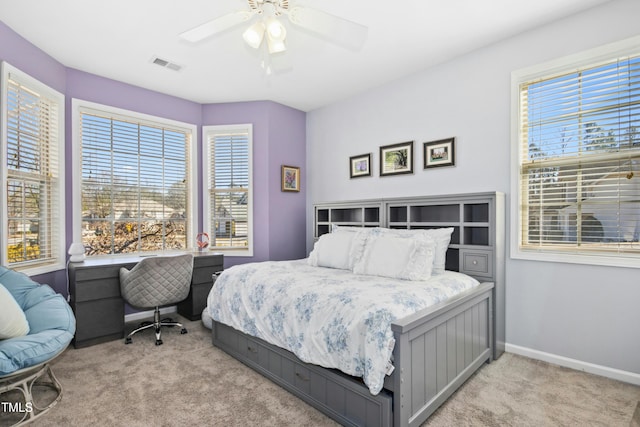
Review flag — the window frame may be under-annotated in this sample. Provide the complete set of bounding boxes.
[71,98,198,258]
[202,124,253,257]
[1,62,66,275]
[510,35,640,268]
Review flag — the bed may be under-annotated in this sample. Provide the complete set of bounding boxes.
[204,192,505,427]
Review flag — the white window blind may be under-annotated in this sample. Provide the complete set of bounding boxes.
[2,64,64,272]
[517,51,640,262]
[79,109,192,255]
[204,125,252,254]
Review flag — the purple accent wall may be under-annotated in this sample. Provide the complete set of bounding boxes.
[266,102,306,261]
[202,101,307,268]
[0,21,66,93]
[0,20,307,295]
[64,69,202,125]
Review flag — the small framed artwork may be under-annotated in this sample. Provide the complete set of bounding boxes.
[349,153,372,178]
[281,165,300,192]
[424,138,455,169]
[380,141,414,176]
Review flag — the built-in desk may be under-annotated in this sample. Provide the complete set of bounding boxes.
[67,252,223,348]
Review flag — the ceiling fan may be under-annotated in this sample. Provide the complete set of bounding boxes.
[179,0,368,55]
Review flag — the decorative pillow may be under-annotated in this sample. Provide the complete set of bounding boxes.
[352,234,435,281]
[419,228,454,274]
[308,231,367,270]
[330,224,369,265]
[0,282,30,339]
[373,227,453,274]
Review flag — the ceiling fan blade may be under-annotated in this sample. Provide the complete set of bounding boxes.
[180,11,253,43]
[287,6,368,51]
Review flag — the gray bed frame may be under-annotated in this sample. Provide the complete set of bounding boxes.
[211,192,505,426]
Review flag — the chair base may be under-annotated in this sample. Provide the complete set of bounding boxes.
[124,307,187,345]
[0,363,63,426]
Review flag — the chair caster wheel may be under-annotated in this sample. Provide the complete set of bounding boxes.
[155,339,163,346]
[125,337,132,344]
[180,328,188,335]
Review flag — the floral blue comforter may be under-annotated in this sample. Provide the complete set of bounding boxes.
[206,259,479,395]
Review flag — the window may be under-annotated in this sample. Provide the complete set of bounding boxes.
[72,100,197,257]
[1,62,65,275]
[203,125,253,256]
[512,38,640,267]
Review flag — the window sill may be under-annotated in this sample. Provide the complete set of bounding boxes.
[510,248,640,269]
[209,248,253,257]
[12,260,67,277]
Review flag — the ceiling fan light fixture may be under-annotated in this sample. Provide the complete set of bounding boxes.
[265,17,287,53]
[242,21,265,49]
[266,35,286,53]
[265,17,286,40]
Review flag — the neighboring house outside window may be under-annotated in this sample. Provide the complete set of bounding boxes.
[512,37,640,268]
[72,99,197,257]
[1,62,65,275]
[203,124,253,256]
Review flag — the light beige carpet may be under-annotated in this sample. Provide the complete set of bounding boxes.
[1,317,638,427]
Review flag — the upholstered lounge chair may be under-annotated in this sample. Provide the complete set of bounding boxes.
[119,254,193,346]
[0,266,76,426]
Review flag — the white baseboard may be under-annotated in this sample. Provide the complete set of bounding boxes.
[124,306,177,323]
[506,343,640,386]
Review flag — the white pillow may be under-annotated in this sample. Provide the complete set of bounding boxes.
[374,227,453,274]
[308,231,367,270]
[0,282,30,339]
[329,224,369,265]
[420,228,454,274]
[352,234,435,281]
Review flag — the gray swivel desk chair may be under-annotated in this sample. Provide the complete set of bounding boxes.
[119,254,193,346]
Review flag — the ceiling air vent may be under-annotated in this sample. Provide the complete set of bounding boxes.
[151,56,182,71]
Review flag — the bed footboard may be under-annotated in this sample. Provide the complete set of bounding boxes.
[391,282,494,427]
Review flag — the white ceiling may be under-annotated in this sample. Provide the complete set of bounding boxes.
[0,0,612,112]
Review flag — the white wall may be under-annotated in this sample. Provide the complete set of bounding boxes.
[306,0,640,382]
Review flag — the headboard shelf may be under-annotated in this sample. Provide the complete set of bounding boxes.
[464,203,490,222]
[314,200,384,233]
[313,191,506,359]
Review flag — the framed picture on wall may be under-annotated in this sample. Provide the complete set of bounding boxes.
[380,141,414,176]
[349,153,372,178]
[423,138,455,169]
[281,165,300,192]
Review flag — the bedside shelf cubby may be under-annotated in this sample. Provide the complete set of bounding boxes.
[314,200,383,238]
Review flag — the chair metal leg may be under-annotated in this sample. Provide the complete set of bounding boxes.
[124,321,156,344]
[124,307,188,345]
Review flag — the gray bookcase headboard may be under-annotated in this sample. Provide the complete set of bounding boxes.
[313,191,506,359]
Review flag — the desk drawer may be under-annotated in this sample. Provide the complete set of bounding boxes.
[72,277,121,302]
[192,266,223,284]
[73,298,124,344]
[194,254,223,268]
